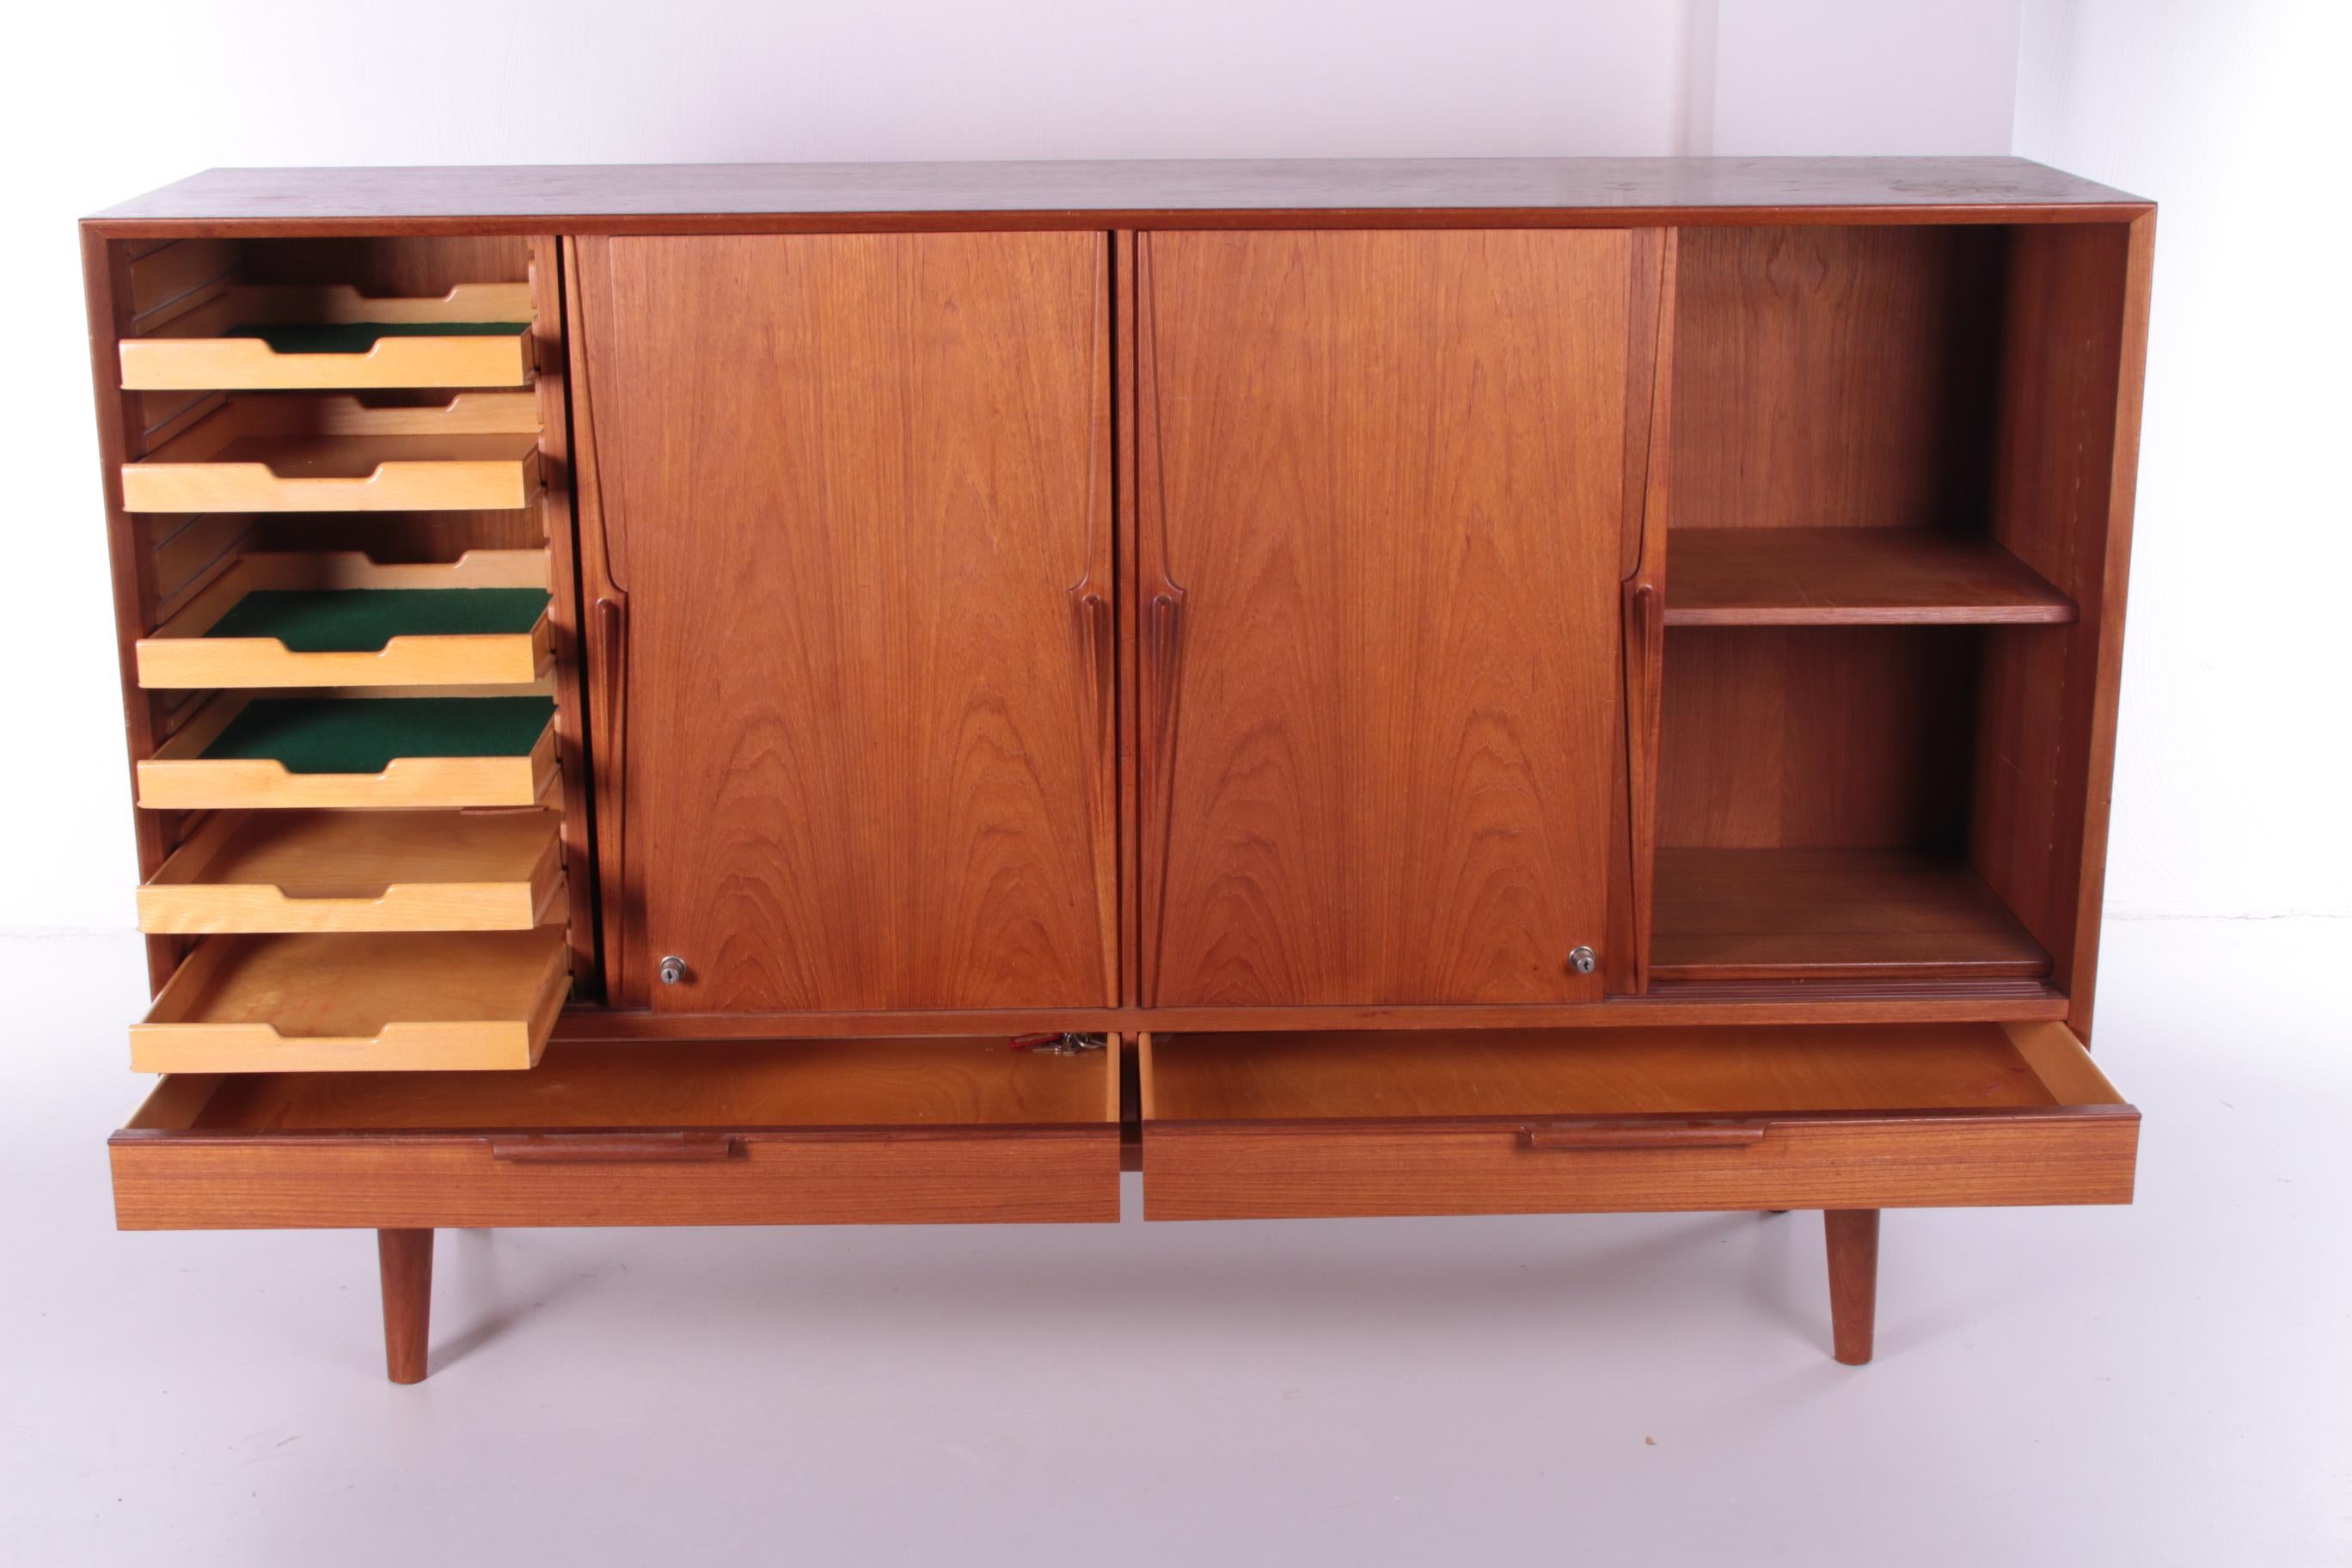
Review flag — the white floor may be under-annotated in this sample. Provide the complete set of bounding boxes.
[2,920,2345,1566]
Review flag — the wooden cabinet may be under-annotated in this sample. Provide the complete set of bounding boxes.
[573,232,1116,1013]
[81,159,2153,1382]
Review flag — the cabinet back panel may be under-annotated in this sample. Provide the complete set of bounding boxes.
[582,231,1116,1014]
[1671,225,2006,533]
[1657,627,1979,849]
[234,236,532,297]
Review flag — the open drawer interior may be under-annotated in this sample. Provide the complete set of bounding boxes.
[113,1037,1123,1229]
[132,926,572,1073]
[120,283,534,390]
[1140,1023,2137,1219]
[136,550,552,689]
[120,393,542,513]
[139,805,564,934]
[138,695,557,810]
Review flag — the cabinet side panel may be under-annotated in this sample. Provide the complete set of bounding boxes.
[1972,217,2148,1042]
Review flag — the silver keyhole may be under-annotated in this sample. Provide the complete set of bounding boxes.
[658,955,687,986]
[1567,945,1597,975]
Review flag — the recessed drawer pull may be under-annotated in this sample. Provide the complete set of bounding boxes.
[1518,1124,1770,1151]
[489,1132,738,1164]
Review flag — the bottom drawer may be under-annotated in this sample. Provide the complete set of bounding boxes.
[112,1036,1122,1229]
[1140,1022,2137,1220]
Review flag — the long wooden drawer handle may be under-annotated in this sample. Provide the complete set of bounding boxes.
[488,1132,738,1163]
[1519,1124,1768,1151]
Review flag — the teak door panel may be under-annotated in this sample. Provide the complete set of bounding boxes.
[582,232,1115,1013]
[1138,230,1643,1008]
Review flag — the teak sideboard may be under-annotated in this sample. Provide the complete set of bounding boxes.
[82,158,2152,1381]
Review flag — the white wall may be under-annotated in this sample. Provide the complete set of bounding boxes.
[2015,0,2350,919]
[7,0,2299,935]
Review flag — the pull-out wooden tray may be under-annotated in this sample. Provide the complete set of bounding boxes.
[1140,1023,2137,1220]
[132,927,571,1073]
[138,695,557,810]
[119,283,534,390]
[137,550,552,689]
[111,1036,1123,1228]
[120,393,542,513]
[139,806,564,934]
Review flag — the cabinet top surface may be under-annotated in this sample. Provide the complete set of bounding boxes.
[88,157,2147,232]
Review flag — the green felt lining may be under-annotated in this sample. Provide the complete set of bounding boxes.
[225,322,528,354]
[205,588,550,652]
[200,697,554,774]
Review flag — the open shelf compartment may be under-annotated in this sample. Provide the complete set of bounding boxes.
[138,694,557,811]
[132,926,571,1073]
[121,393,542,513]
[1650,847,2049,981]
[136,550,552,689]
[120,283,534,390]
[139,805,564,934]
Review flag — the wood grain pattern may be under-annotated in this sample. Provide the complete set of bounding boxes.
[138,806,563,934]
[1142,1022,2099,1122]
[544,982,2074,1041]
[132,927,570,1073]
[1666,529,2076,626]
[85,228,191,994]
[120,312,530,392]
[1972,217,2153,1044]
[578,231,1114,1014]
[134,548,551,689]
[1142,1022,2134,1219]
[377,1229,432,1383]
[138,693,557,811]
[1671,225,2005,535]
[1657,627,1979,849]
[1823,1210,1880,1364]
[1142,1113,2136,1219]
[85,158,2147,237]
[1620,233,1679,994]
[159,1037,1114,1130]
[110,1130,1118,1229]
[1139,229,1639,1007]
[111,1038,1120,1229]
[124,432,540,513]
[1650,848,2049,981]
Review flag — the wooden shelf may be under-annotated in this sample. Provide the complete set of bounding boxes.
[138,806,564,934]
[1664,529,2077,626]
[132,927,570,1073]
[137,550,551,689]
[1650,848,2052,982]
[137,695,557,811]
[121,392,542,513]
[121,283,534,390]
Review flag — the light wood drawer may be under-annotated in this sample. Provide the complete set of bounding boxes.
[138,695,557,811]
[120,283,535,391]
[137,550,552,689]
[132,926,570,1073]
[1140,1022,2138,1219]
[120,392,542,513]
[111,1036,1123,1228]
[139,806,564,934]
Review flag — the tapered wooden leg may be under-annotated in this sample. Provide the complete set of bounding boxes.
[1823,1210,1880,1365]
[377,1228,434,1385]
